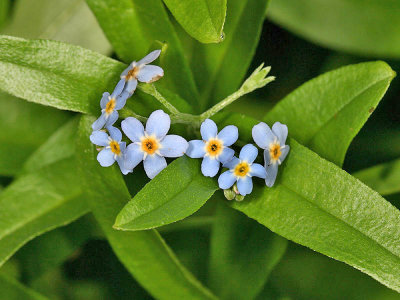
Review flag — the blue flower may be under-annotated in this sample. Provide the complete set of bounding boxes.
[90,126,131,175]
[218,144,266,196]
[186,119,238,177]
[121,110,188,179]
[91,80,129,131]
[252,122,290,187]
[120,50,164,95]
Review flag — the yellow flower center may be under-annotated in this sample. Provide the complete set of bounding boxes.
[234,162,250,178]
[205,139,223,157]
[269,142,281,162]
[126,66,140,81]
[105,98,116,114]
[141,136,159,155]
[110,141,121,155]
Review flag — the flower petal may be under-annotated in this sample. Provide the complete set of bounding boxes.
[201,156,220,177]
[272,122,288,145]
[279,145,290,163]
[146,110,170,139]
[137,50,161,65]
[115,92,129,110]
[125,78,138,94]
[237,176,253,195]
[239,144,258,163]
[249,163,267,179]
[159,135,188,157]
[200,119,218,141]
[265,163,278,187]
[125,143,144,170]
[264,149,271,165]
[144,154,167,179]
[116,153,131,175]
[97,149,115,167]
[217,125,238,147]
[105,111,118,127]
[186,140,206,158]
[218,171,236,189]
[121,64,134,77]
[107,126,122,142]
[121,117,145,142]
[111,78,125,97]
[252,122,275,149]
[90,130,109,146]
[91,113,106,131]
[137,65,164,83]
[223,157,240,169]
[217,147,234,164]
[100,92,110,109]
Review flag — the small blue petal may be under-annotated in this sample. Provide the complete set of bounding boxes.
[272,122,288,146]
[125,79,138,94]
[121,64,133,77]
[264,149,271,165]
[143,154,167,179]
[186,140,206,158]
[121,117,145,142]
[249,163,267,179]
[201,156,220,177]
[237,176,253,195]
[116,154,131,175]
[159,135,188,157]
[115,92,129,110]
[91,113,107,131]
[107,126,122,142]
[280,145,290,163]
[265,163,278,187]
[137,65,164,83]
[100,92,110,109]
[223,157,240,169]
[146,110,170,139]
[217,125,238,147]
[218,171,236,189]
[111,78,126,98]
[125,143,144,170]
[239,144,258,164]
[97,148,115,167]
[200,119,218,141]
[252,122,275,149]
[105,111,118,127]
[137,50,161,65]
[217,147,234,164]
[90,130,109,146]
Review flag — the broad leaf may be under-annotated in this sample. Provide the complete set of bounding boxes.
[264,61,395,166]
[77,115,217,300]
[0,0,9,29]
[0,274,48,300]
[114,156,218,231]
[267,0,400,58]
[162,0,226,43]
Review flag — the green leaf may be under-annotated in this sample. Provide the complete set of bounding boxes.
[0,274,48,300]
[0,0,9,29]
[267,0,400,58]
[231,139,400,292]
[264,61,395,166]
[353,159,400,196]
[114,156,218,231]
[85,0,200,108]
[162,0,226,43]
[77,115,217,300]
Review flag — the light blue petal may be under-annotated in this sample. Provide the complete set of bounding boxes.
[146,110,170,139]
[125,143,144,170]
[137,65,164,83]
[201,156,220,177]
[115,92,129,110]
[223,157,240,169]
[217,147,234,164]
[252,122,275,149]
[107,126,122,142]
[159,135,188,158]
[111,78,125,97]
[200,119,218,141]
[121,117,145,142]
[264,149,271,165]
[186,140,205,158]
[239,144,258,164]
[265,163,278,187]
[218,171,236,189]
[105,111,118,127]
[91,113,106,131]
[249,163,266,179]
[100,92,110,109]
[116,154,131,175]
[143,154,167,179]
[237,176,253,195]
[125,78,138,94]
[121,64,133,77]
[90,130,109,146]
[97,148,115,167]
[280,145,290,163]
[137,50,161,65]
[217,125,238,147]
[272,122,288,145]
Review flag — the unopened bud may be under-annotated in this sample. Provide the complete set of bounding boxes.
[224,189,235,201]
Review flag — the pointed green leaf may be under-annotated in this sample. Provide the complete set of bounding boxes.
[0,274,48,300]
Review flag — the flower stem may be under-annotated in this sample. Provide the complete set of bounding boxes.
[138,83,180,115]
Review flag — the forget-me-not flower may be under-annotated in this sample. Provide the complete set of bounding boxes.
[218,144,266,196]
[90,126,130,175]
[120,50,164,95]
[121,110,188,179]
[91,80,129,131]
[186,119,238,177]
[252,122,290,187]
